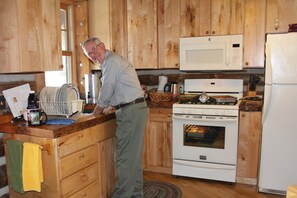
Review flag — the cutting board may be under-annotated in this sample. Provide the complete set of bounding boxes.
[2,84,31,118]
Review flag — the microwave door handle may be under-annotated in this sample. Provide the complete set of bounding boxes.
[226,43,231,66]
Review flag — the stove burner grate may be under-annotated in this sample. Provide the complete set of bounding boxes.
[179,94,238,106]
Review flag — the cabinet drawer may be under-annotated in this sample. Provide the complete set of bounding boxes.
[68,181,100,198]
[149,108,172,122]
[58,126,99,158]
[61,162,99,197]
[60,145,98,179]
[150,113,172,122]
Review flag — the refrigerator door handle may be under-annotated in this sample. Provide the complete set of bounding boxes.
[265,37,273,85]
[262,85,272,124]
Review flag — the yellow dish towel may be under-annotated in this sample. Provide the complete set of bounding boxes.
[22,142,43,192]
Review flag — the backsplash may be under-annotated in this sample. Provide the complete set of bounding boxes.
[137,68,264,98]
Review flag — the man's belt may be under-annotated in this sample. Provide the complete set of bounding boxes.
[114,97,145,110]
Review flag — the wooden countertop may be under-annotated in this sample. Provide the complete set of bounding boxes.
[0,113,115,139]
[287,185,297,198]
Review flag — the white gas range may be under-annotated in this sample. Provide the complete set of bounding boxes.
[172,79,243,183]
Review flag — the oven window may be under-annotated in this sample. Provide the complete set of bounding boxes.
[183,124,225,149]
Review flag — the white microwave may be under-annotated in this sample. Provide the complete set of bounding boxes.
[179,35,243,71]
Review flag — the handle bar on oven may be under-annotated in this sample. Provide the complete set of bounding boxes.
[172,114,238,122]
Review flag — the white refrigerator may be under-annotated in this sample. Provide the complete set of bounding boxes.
[259,33,297,195]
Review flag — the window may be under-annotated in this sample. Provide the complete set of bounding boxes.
[45,3,73,87]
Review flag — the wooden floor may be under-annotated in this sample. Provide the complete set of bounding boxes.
[143,171,286,198]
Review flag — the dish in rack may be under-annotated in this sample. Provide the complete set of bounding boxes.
[39,83,82,117]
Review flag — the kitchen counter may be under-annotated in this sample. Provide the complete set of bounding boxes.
[0,113,115,138]
[239,100,263,112]
[2,112,117,197]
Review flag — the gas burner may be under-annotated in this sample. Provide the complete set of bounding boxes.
[179,94,238,106]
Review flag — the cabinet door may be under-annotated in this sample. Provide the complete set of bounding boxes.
[266,0,297,33]
[158,0,181,69]
[111,0,128,59]
[243,0,266,68]
[211,0,245,35]
[181,0,244,37]
[0,0,42,73]
[127,0,158,69]
[237,111,262,185]
[98,138,116,198]
[144,108,172,173]
[0,0,62,73]
[180,0,211,37]
[89,0,111,49]
[40,0,62,71]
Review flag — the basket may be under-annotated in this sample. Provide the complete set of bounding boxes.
[149,92,172,103]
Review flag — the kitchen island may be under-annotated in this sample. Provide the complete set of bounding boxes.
[0,113,116,198]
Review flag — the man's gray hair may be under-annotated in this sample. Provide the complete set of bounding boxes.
[80,37,102,48]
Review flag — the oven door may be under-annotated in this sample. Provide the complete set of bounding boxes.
[172,113,239,165]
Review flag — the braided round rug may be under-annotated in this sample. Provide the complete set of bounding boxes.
[143,180,182,198]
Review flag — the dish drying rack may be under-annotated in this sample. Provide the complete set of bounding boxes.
[39,100,83,118]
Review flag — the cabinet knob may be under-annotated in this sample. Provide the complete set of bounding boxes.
[212,31,215,35]
[59,64,64,69]
[79,153,85,159]
[242,113,245,117]
[245,62,249,66]
[206,31,209,35]
[80,173,87,180]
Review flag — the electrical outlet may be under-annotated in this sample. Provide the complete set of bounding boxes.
[179,84,184,94]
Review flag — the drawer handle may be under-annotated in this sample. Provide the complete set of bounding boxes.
[78,133,84,138]
[79,153,85,159]
[80,173,87,181]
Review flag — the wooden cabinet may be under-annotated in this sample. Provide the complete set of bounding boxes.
[40,0,62,71]
[157,0,181,69]
[0,0,62,73]
[243,0,266,68]
[110,0,180,69]
[127,0,182,69]
[4,119,116,198]
[180,0,211,37]
[143,108,172,174]
[180,0,244,37]
[90,0,158,69]
[236,111,262,185]
[266,0,297,33]
[88,0,111,50]
[127,0,158,69]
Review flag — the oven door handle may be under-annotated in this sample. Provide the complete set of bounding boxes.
[173,159,236,170]
[172,114,238,122]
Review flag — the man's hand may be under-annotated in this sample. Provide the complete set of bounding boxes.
[103,106,115,114]
[92,105,104,115]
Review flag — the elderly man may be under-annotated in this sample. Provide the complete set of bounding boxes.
[81,37,148,198]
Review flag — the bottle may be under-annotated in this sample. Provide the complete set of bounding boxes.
[27,91,38,109]
[26,91,37,124]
